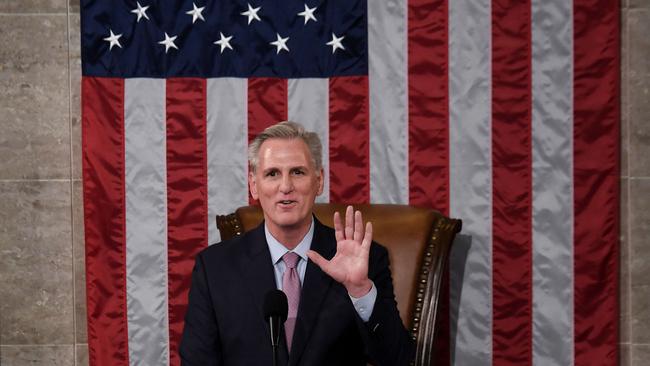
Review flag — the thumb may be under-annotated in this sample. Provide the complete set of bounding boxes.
[307,250,329,272]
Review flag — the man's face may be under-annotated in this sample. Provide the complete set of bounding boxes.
[249,138,324,237]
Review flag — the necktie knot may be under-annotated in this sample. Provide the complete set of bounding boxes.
[282,251,300,269]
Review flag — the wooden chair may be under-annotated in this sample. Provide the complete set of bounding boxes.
[217,203,462,366]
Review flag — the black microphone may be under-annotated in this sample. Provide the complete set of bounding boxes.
[263,289,288,366]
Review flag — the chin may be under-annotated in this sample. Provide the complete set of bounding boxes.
[276,217,305,229]
[272,212,310,230]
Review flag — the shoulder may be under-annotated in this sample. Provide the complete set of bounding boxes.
[197,236,239,261]
[370,240,388,256]
[369,240,389,269]
[195,226,261,267]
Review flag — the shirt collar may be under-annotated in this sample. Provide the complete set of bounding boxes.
[265,217,314,264]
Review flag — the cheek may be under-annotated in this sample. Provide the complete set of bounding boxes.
[258,182,278,196]
[310,178,322,194]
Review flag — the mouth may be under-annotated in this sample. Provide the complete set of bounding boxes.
[277,200,297,207]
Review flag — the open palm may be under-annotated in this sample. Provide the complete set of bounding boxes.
[307,206,373,297]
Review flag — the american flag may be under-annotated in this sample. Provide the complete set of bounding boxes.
[81,0,619,365]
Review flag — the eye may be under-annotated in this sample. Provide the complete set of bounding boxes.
[291,168,305,175]
[265,170,278,177]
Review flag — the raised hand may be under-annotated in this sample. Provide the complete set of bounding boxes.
[307,205,373,297]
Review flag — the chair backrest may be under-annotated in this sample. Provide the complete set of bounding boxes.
[217,203,461,366]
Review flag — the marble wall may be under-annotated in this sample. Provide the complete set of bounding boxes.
[0,1,647,365]
[621,1,650,364]
[0,0,86,364]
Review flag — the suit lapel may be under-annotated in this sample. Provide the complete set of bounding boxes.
[289,219,336,366]
[236,224,289,365]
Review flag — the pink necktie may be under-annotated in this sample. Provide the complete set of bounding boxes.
[282,252,301,351]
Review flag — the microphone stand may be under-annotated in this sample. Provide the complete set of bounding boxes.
[268,315,280,366]
[263,289,287,366]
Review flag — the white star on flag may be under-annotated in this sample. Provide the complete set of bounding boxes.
[103,29,122,50]
[131,2,150,22]
[214,32,233,53]
[297,4,317,25]
[241,3,261,25]
[326,33,345,54]
[270,33,290,54]
[186,2,205,23]
[158,32,178,53]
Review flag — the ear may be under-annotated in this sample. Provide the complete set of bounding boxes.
[316,167,324,195]
[249,170,259,200]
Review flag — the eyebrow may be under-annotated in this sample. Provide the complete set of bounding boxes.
[262,165,309,174]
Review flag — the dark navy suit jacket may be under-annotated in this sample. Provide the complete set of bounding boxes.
[179,218,414,366]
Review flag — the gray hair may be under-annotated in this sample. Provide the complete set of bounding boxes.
[248,121,323,173]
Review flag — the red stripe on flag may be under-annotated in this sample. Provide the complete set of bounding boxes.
[407,0,450,363]
[82,77,129,366]
[247,77,288,204]
[573,1,620,364]
[408,0,449,213]
[491,1,533,364]
[248,77,288,142]
[329,76,370,203]
[166,78,209,366]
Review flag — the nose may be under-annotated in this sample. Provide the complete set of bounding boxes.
[279,174,294,194]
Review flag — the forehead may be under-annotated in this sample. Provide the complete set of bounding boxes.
[257,138,314,168]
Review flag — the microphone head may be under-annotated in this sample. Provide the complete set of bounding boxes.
[263,289,288,323]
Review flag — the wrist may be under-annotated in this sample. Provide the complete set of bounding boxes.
[346,279,373,298]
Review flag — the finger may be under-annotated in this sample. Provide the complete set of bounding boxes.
[333,211,344,242]
[344,205,354,239]
[361,221,373,252]
[353,210,363,243]
[307,250,330,272]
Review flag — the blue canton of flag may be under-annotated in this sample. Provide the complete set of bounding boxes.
[81,0,368,78]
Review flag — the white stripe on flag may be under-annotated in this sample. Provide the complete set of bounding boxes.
[124,78,169,366]
[206,78,249,244]
[531,0,574,364]
[368,0,409,204]
[448,0,493,364]
[287,78,330,203]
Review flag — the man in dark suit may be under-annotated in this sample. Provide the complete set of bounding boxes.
[180,121,414,365]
